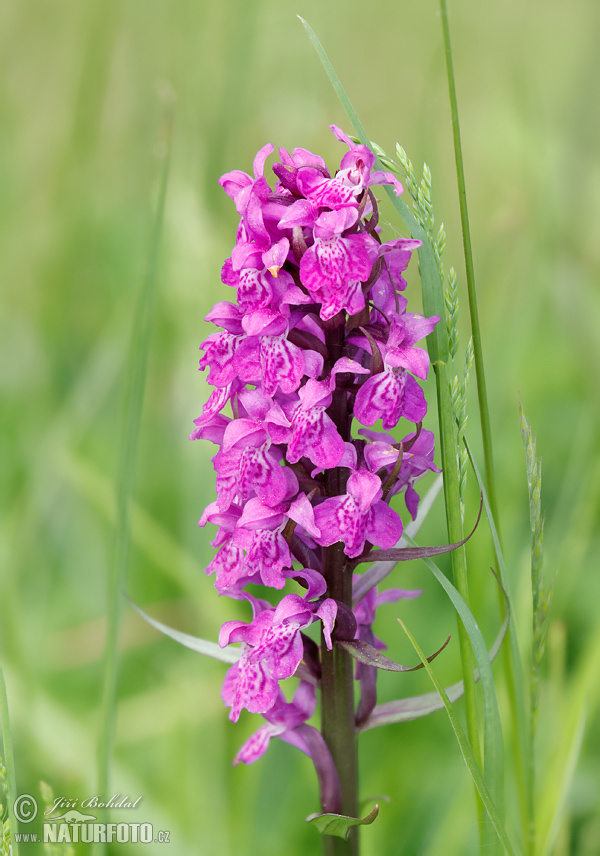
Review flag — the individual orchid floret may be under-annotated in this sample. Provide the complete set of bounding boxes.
[220,644,280,723]
[200,495,323,594]
[233,309,321,397]
[198,330,242,388]
[354,366,428,430]
[299,209,377,320]
[329,125,404,197]
[373,238,423,313]
[232,500,294,591]
[218,143,275,247]
[189,379,242,434]
[234,681,318,765]
[314,469,404,559]
[223,239,299,317]
[202,511,291,594]
[220,594,336,722]
[206,537,247,592]
[213,419,296,511]
[286,379,346,470]
[385,311,441,380]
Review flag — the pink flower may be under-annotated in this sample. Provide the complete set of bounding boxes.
[314,469,404,559]
[299,209,376,320]
[354,367,428,429]
[234,682,317,765]
[219,143,275,247]
[220,595,336,722]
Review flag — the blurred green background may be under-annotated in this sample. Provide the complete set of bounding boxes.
[1,0,599,853]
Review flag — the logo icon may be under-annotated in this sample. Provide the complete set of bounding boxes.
[46,810,96,823]
[14,794,37,823]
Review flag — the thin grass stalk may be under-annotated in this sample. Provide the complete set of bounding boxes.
[400,532,505,813]
[438,6,529,850]
[438,0,499,531]
[94,95,174,848]
[520,403,551,856]
[399,624,518,856]
[465,440,531,854]
[0,669,19,856]
[434,362,485,832]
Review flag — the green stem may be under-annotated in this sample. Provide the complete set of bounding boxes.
[434,364,482,772]
[440,5,535,851]
[438,0,500,532]
[438,7,517,851]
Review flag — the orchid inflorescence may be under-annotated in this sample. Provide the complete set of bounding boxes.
[192,125,441,791]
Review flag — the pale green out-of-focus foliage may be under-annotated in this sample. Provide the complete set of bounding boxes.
[1,0,599,853]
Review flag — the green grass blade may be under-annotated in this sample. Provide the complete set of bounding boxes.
[537,623,600,856]
[539,707,586,856]
[403,535,504,825]
[359,602,509,730]
[95,91,175,841]
[438,0,499,532]
[0,668,19,856]
[432,363,485,806]
[465,439,533,848]
[399,623,519,856]
[297,16,367,145]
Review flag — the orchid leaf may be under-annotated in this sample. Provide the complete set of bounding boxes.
[338,635,450,673]
[350,491,482,569]
[126,597,240,664]
[306,804,379,839]
[359,594,509,730]
[359,682,464,730]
